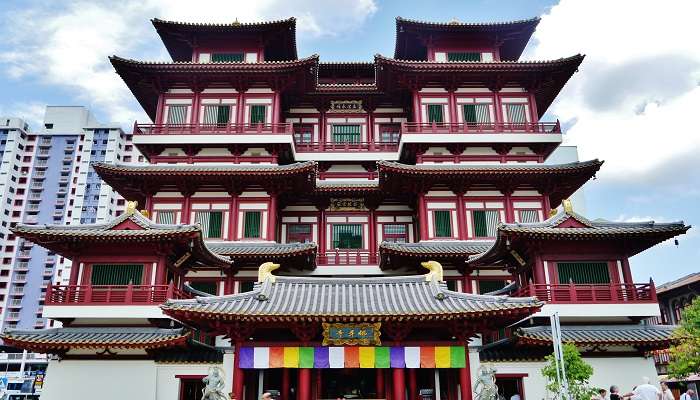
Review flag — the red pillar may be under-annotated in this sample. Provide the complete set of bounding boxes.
[456,193,467,240]
[315,369,322,399]
[418,193,429,241]
[368,208,376,261]
[181,195,191,224]
[268,194,277,241]
[318,206,326,257]
[233,343,245,400]
[459,346,472,400]
[228,194,238,241]
[154,258,166,285]
[621,258,633,284]
[272,91,281,125]
[298,368,311,400]
[282,369,290,400]
[376,369,386,399]
[237,91,246,126]
[504,191,515,223]
[393,368,406,400]
[533,255,546,284]
[68,257,80,285]
[408,369,417,400]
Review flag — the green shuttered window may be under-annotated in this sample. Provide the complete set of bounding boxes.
[427,104,444,123]
[203,105,230,125]
[473,210,499,237]
[434,210,452,238]
[332,125,361,143]
[211,53,244,63]
[447,52,481,62]
[244,211,262,238]
[463,104,491,124]
[167,105,187,124]
[91,264,143,285]
[195,211,223,238]
[189,281,218,295]
[156,211,175,225]
[332,224,363,249]
[249,105,266,124]
[557,262,611,284]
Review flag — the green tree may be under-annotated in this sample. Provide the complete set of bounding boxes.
[541,343,596,400]
[668,297,700,378]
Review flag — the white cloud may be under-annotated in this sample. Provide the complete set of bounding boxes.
[0,101,46,131]
[528,0,700,182]
[0,0,377,124]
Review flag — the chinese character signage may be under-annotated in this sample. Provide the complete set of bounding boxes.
[329,100,363,113]
[322,322,381,346]
[330,198,366,211]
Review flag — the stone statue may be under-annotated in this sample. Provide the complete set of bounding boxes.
[202,366,228,400]
[474,365,500,400]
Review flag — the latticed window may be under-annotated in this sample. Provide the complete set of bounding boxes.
[203,105,230,126]
[472,210,499,237]
[243,211,262,238]
[519,209,540,223]
[447,52,481,62]
[379,124,401,143]
[506,104,527,123]
[249,105,266,124]
[463,104,491,124]
[90,264,143,285]
[427,105,444,123]
[332,224,363,249]
[156,211,176,225]
[294,125,313,143]
[287,224,312,243]
[383,224,408,243]
[166,105,187,124]
[189,281,218,295]
[332,125,361,143]
[433,210,452,238]
[478,280,508,294]
[195,211,223,239]
[211,53,244,63]
[556,262,611,284]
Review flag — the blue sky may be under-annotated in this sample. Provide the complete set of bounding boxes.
[0,0,698,284]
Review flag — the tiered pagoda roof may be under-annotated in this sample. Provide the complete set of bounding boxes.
[380,241,494,270]
[1,327,189,353]
[152,18,298,62]
[394,17,540,61]
[162,273,542,325]
[205,242,317,270]
[470,204,690,265]
[515,324,678,347]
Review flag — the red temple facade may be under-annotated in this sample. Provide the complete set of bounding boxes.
[2,16,690,400]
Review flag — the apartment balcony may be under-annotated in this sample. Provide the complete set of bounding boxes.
[317,250,379,266]
[13,274,27,284]
[5,312,20,321]
[14,263,29,272]
[17,251,31,259]
[514,282,657,304]
[134,122,293,136]
[45,283,192,306]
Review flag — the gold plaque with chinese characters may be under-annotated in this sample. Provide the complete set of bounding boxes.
[329,100,363,113]
[322,322,381,346]
[329,198,366,211]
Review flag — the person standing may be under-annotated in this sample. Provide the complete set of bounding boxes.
[661,382,675,400]
[624,377,662,400]
[679,389,696,400]
[611,386,622,400]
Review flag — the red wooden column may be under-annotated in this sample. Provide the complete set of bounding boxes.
[418,192,429,241]
[621,258,634,285]
[233,342,245,400]
[503,190,515,223]
[68,256,81,285]
[154,257,167,285]
[317,203,327,259]
[376,369,386,399]
[282,368,290,400]
[455,192,468,240]
[408,369,417,400]
[181,195,192,224]
[393,367,406,400]
[267,193,278,241]
[272,91,281,125]
[298,368,311,400]
[533,255,546,284]
[458,345,472,400]
[368,207,377,261]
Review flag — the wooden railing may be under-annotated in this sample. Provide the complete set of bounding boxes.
[133,122,293,135]
[401,121,561,134]
[317,251,379,266]
[514,282,657,304]
[45,283,192,305]
[293,141,399,153]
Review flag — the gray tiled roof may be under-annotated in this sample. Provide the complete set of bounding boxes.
[206,242,316,257]
[380,240,494,256]
[93,160,316,175]
[162,274,542,322]
[2,327,188,349]
[378,160,602,174]
[516,324,678,345]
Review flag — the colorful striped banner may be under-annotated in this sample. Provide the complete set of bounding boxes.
[238,346,467,369]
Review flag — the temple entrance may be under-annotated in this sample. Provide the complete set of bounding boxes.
[320,369,378,399]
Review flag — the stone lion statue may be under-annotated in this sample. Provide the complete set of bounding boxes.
[202,366,228,400]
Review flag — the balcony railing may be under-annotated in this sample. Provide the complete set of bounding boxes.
[134,122,293,135]
[401,121,561,134]
[514,282,657,304]
[46,283,192,305]
[294,141,399,153]
[317,251,379,266]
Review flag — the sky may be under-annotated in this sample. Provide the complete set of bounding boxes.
[0,0,698,284]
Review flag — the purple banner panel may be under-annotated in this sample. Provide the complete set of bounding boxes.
[314,347,330,368]
[390,346,405,368]
[239,347,254,368]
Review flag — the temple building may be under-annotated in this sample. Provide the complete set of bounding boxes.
[1,16,690,400]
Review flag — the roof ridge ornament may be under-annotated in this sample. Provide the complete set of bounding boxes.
[126,201,138,215]
[257,261,281,283]
[562,198,574,214]
[421,260,444,282]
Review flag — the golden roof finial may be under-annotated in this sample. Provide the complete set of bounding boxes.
[562,198,574,214]
[126,201,138,215]
[232,18,240,26]
[140,209,150,218]
[421,260,444,282]
[448,17,461,25]
[257,261,281,283]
